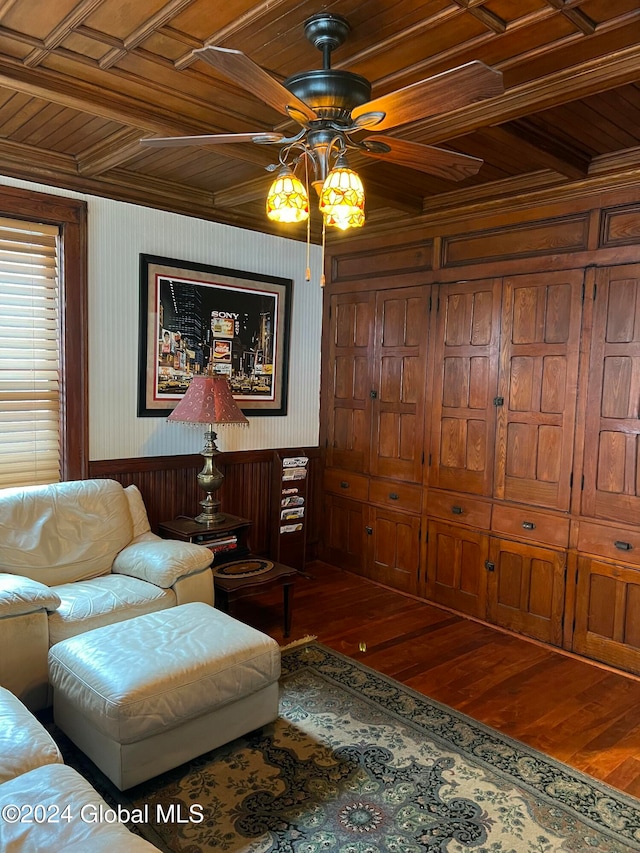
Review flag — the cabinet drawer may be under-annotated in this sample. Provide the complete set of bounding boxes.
[577,521,640,567]
[323,468,369,501]
[491,505,569,548]
[369,479,422,513]
[426,490,492,529]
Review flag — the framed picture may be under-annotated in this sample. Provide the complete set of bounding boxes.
[138,254,292,417]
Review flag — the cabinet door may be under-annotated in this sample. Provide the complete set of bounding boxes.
[370,286,430,483]
[321,495,366,574]
[324,292,375,473]
[367,506,421,594]
[429,279,501,496]
[495,270,583,511]
[487,537,565,645]
[582,264,640,525]
[424,519,489,618]
[573,556,640,675]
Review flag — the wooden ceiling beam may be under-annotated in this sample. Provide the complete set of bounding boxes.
[449,0,507,33]
[23,0,103,67]
[76,128,148,176]
[99,0,199,69]
[405,42,640,146]
[174,0,294,71]
[488,124,590,180]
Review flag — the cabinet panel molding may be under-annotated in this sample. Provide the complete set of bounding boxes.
[574,557,640,675]
[429,279,501,496]
[442,214,590,267]
[582,264,640,524]
[495,269,583,511]
[332,241,433,282]
[424,519,489,618]
[488,537,565,646]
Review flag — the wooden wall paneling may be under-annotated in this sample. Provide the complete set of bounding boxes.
[441,214,591,268]
[323,291,375,473]
[89,446,321,561]
[428,278,502,496]
[582,263,640,524]
[494,269,583,511]
[331,240,433,284]
[369,285,430,483]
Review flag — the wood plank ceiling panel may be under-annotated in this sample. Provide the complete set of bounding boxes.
[0,0,637,234]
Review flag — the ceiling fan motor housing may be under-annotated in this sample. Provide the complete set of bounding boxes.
[284,69,371,121]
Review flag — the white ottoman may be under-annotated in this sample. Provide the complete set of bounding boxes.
[48,602,281,790]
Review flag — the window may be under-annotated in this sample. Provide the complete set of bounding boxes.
[0,186,87,488]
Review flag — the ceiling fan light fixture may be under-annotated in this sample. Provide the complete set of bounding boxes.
[319,157,365,229]
[324,208,365,230]
[266,166,309,223]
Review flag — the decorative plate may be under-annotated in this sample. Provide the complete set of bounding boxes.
[214,559,274,579]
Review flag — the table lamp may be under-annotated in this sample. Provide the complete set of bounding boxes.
[168,375,249,524]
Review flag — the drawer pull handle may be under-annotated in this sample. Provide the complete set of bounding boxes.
[615,540,633,551]
[522,521,536,530]
[451,505,463,514]
[485,561,495,572]
[389,492,399,500]
[340,481,349,489]
[365,526,373,535]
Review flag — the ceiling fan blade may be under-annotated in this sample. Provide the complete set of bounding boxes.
[140,132,284,148]
[352,61,503,132]
[194,46,317,123]
[362,136,483,181]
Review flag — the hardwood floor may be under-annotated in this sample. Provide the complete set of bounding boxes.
[236,560,640,799]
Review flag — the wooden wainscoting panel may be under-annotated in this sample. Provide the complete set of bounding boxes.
[88,447,321,560]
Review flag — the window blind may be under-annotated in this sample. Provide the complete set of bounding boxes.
[0,217,61,488]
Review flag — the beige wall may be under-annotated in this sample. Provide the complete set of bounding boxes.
[0,176,323,461]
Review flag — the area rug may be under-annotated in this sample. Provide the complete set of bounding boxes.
[54,642,640,852]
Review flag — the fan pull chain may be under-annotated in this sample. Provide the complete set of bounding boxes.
[320,217,326,287]
[305,156,311,281]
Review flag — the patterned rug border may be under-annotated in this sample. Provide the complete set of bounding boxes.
[281,641,640,850]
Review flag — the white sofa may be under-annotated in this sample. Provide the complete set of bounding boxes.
[0,685,159,851]
[0,479,214,711]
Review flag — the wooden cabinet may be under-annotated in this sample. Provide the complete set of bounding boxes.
[487,537,566,646]
[322,282,428,593]
[495,270,583,511]
[582,263,640,526]
[321,199,640,678]
[367,506,421,594]
[322,494,367,575]
[573,556,640,675]
[428,278,501,496]
[324,285,430,480]
[424,519,489,618]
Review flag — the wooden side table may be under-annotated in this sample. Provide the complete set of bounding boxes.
[213,561,297,637]
[158,513,252,565]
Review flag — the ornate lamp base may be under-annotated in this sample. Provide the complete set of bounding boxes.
[195,428,225,525]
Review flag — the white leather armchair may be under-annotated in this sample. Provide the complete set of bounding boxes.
[0,479,214,710]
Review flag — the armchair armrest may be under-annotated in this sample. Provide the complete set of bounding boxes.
[111,540,212,588]
[0,573,61,618]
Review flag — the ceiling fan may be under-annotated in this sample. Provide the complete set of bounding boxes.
[141,13,504,185]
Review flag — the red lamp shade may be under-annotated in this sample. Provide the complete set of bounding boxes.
[168,376,248,426]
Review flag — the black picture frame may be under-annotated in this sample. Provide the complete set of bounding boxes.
[138,254,292,417]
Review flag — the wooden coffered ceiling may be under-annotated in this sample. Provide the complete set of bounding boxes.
[0,0,639,240]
